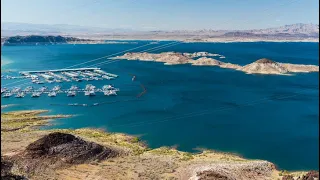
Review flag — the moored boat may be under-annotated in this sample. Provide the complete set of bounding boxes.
[2,92,12,98]
[67,91,76,97]
[104,90,117,96]
[31,92,41,97]
[48,91,57,97]
[15,92,25,98]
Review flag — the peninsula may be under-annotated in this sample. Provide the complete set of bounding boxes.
[110,52,319,75]
[1,35,104,46]
[1,109,318,179]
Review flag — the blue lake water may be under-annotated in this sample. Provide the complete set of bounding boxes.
[1,41,319,171]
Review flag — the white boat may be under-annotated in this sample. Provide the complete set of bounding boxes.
[104,90,117,96]
[39,86,48,92]
[69,85,78,91]
[84,91,90,96]
[24,86,33,91]
[90,90,96,96]
[2,92,12,98]
[15,92,25,98]
[48,91,57,97]
[85,84,95,90]
[52,85,61,91]
[36,81,44,84]
[31,92,41,97]
[67,91,76,97]
[102,85,114,90]
[11,87,21,93]
[84,90,95,96]
[1,87,7,94]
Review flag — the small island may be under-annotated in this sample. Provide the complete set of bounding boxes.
[110,52,319,75]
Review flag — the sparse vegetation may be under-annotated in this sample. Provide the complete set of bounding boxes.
[131,137,140,143]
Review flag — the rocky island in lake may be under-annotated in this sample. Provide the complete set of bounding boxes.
[110,52,319,75]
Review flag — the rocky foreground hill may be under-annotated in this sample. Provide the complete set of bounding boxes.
[1,109,319,180]
[110,52,319,75]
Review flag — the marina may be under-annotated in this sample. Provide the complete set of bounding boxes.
[1,84,119,98]
[2,68,118,84]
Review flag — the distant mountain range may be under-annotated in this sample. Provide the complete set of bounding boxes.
[246,23,319,35]
[154,23,319,38]
[1,22,134,36]
[1,22,318,42]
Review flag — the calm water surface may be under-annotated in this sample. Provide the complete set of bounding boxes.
[1,42,319,170]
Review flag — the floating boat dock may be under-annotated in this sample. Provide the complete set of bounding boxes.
[0,67,119,84]
[1,84,120,98]
[19,68,101,75]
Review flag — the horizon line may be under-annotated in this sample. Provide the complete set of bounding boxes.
[1,21,319,32]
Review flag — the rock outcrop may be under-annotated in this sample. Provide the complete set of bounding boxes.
[279,63,319,73]
[240,58,289,74]
[240,58,319,75]
[282,175,295,180]
[116,52,192,65]
[183,52,222,58]
[192,57,224,66]
[192,57,242,69]
[11,132,119,175]
[190,161,276,180]
[301,171,319,180]
[1,156,27,180]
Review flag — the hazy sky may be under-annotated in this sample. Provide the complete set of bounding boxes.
[1,0,319,30]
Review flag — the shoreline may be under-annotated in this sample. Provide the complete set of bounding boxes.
[2,38,319,46]
[76,37,320,43]
[1,109,316,179]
